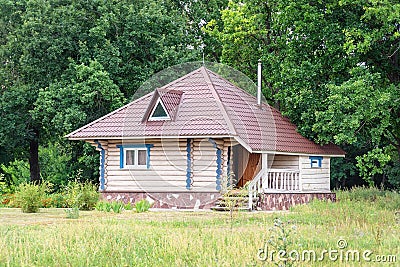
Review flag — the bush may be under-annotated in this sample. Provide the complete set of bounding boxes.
[336,186,400,211]
[65,181,99,210]
[39,143,72,190]
[40,193,68,208]
[0,160,30,193]
[0,193,15,207]
[14,183,48,213]
[135,199,151,213]
[48,193,68,208]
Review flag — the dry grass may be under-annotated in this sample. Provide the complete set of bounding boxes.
[0,191,399,266]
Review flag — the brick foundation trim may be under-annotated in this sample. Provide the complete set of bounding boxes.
[258,192,336,211]
[101,192,221,210]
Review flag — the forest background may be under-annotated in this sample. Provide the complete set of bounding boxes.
[0,0,399,192]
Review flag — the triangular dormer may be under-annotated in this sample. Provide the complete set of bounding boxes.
[143,88,183,122]
[148,97,170,121]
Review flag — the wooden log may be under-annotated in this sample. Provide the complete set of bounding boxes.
[107,180,186,187]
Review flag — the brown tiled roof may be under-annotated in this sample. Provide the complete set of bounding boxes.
[66,67,345,156]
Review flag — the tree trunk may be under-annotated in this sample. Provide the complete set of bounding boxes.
[396,138,400,161]
[29,131,41,183]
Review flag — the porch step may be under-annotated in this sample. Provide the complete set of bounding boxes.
[211,190,260,211]
[210,206,251,212]
[222,189,250,197]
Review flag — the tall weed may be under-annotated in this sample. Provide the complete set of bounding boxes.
[336,186,400,211]
[64,181,99,210]
[135,199,151,213]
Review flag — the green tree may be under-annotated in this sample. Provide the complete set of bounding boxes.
[0,0,98,182]
[208,0,400,188]
[1,0,210,186]
[171,0,229,62]
[77,0,201,97]
[33,60,124,137]
[314,1,400,187]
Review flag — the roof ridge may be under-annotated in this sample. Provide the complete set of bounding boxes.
[158,67,203,90]
[65,91,154,139]
[158,88,183,94]
[205,67,263,106]
[200,67,237,136]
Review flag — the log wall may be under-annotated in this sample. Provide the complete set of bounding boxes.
[91,138,231,193]
[268,154,299,169]
[299,156,331,192]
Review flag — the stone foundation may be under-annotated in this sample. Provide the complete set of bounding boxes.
[102,191,335,211]
[101,192,221,210]
[258,192,336,211]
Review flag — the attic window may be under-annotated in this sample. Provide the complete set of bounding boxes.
[149,98,170,121]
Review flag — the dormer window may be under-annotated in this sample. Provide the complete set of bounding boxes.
[148,98,170,121]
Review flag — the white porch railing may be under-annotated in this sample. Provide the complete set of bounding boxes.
[248,170,265,210]
[264,169,301,192]
[248,169,301,210]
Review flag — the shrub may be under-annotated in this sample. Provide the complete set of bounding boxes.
[14,182,48,213]
[0,193,15,207]
[134,199,151,213]
[39,143,72,190]
[65,181,99,210]
[336,186,400,211]
[48,193,68,208]
[0,160,30,193]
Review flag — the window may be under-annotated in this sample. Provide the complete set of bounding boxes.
[149,98,170,121]
[125,148,147,168]
[309,156,323,168]
[117,144,153,169]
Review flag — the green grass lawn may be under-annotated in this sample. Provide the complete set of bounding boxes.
[0,189,399,266]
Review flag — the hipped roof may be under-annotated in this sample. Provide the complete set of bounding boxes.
[66,67,345,156]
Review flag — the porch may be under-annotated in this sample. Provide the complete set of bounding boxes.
[231,145,304,192]
[247,169,301,210]
[215,167,334,211]
[226,144,332,210]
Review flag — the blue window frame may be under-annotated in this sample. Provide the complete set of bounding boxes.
[309,156,323,168]
[117,144,153,169]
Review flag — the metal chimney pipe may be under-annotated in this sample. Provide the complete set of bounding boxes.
[257,59,262,107]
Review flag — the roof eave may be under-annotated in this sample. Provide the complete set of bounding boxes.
[65,91,154,139]
[67,134,238,141]
[253,150,346,157]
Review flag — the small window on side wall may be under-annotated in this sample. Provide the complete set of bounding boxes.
[125,148,147,168]
[117,144,153,169]
[309,156,323,168]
